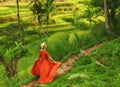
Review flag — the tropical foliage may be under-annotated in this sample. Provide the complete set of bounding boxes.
[0,0,120,87]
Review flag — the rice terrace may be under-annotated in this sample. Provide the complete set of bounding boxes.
[0,0,120,87]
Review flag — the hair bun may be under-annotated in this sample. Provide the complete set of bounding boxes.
[41,42,46,49]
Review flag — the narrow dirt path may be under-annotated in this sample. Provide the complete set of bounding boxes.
[20,42,103,87]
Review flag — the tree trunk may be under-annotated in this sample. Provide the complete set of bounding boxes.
[38,15,47,37]
[90,19,92,25]
[12,57,19,73]
[0,57,20,79]
[16,0,24,44]
[5,63,15,79]
[104,0,113,35]
[38,15,41,37]
[0,58,3,62]
[46,13,49,34]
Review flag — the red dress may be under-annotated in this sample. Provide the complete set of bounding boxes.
[31,50,61,83]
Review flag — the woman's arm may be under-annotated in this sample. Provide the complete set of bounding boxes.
[49,56,56,63]
[45,50,56,63]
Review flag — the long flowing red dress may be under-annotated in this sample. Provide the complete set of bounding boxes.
[31,49,61,84]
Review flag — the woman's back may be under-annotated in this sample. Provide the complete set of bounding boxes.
[31,42,61,83]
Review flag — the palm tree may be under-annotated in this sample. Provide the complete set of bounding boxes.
[104,0,113,35]
[85,6,94,25]
[29,0,46,37]
[85,5,99,25]
[44,0,55,34]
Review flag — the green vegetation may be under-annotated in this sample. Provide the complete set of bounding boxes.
[0,0,120,87]
[43,37,120,87]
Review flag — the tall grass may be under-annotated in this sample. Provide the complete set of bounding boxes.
[46,24,109,62]
[91,22,108,38]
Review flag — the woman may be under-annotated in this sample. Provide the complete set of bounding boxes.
[31,42,61,84]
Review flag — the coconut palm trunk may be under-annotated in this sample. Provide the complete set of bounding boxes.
[46,12,49,34]
[38,15,47,37]
[16,0,24,44]
[104,0,113,35]
[38,15,42,37]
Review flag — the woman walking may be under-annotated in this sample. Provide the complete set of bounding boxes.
[31,42,61,84]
